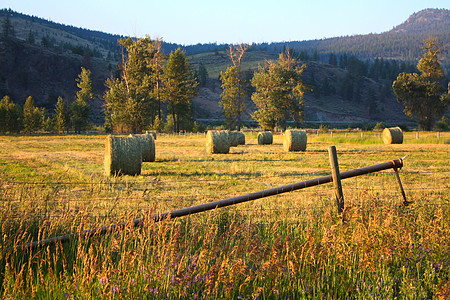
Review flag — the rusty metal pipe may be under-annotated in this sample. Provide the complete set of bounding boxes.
[18,156,405,250]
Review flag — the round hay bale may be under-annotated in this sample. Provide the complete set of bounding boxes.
[257,131,273,145]
[145,130,157,140]
[382,127,403,144]
[104,135,142,176]
[130,133,155,162]
[206,130,230,154]
[228,131,244,147]
[283,130,307,151]
[237,132,245,145]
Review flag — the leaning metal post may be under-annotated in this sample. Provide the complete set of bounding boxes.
[394,154,410,206]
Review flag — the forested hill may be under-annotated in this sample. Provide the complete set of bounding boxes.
[2,8,449,65]
[0,8,449,126]
[264,8,450,73]
[0,9,182,61]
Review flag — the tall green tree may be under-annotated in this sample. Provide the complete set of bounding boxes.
[27,30,35,44]
[23,96,43,133]
[54,96,69,133]
[220,66,247,130]
[162,48,198,133]
[1,14,14,39]
[104,36,160,133]
[251,50,308,131]
[71,67,94,133]
[219,44,249,130]
[393,39,450,130]
[198,63,208,87]
[0,95,22,133]
[150,39,165,122]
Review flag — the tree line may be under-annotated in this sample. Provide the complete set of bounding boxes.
[1,37,448,134]
[219,39,448,131]
[0,68,94,134]
[0,36,200,135]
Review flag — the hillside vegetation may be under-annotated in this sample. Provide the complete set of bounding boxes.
[0,8,449,126]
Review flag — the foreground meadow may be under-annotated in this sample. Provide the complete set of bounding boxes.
[0,131,449,299]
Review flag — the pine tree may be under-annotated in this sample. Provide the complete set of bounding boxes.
[150,39,165,122]
[27,30,35,44]
[54,97,69,133]
[393,38,450,130]
[104,36,161,133]
[220,66,246,129]
[162,48,198,133]
[71,67,94,133]
[23,96,40,133]
[0,96,22,133]
[328,53,337,66]
[198,63,208,87]
[1,14,14,39]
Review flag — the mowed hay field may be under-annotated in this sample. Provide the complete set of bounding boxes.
[0,132,449,299]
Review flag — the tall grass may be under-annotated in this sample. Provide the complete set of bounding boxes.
[0,133,449,299]
[312,130,450,145]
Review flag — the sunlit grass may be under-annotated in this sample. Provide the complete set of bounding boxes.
[0,132,449,298]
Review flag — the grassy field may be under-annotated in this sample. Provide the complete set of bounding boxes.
[0,131,449,299]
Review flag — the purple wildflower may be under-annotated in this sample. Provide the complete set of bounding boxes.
[100,276,109,285]
[111,285,119,294]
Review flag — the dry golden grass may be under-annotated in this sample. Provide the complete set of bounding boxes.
[0,132,448,298]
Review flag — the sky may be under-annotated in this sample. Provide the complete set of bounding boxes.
[2,0,449,45]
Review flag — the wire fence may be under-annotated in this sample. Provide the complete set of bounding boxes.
[1,168,448,222]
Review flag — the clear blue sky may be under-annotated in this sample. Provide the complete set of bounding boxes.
[2,0,449,45]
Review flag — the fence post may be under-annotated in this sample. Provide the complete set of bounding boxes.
[393,167,410,206]
[328,146,344,214]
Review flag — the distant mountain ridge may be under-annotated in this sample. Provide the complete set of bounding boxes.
[392,8,450,33]
[273,8,449,70]
[2,8,449,61]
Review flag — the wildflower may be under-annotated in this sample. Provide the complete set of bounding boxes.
[111,285,119,294]
[432,262,442,272]
[100,276,109,285]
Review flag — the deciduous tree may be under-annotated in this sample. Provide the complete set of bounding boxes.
[219,44,249,130]
[251,50,308,131]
